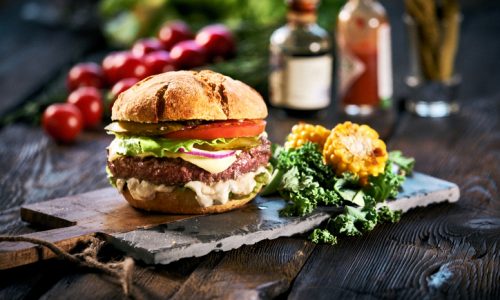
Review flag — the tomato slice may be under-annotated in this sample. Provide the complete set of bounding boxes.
[163,120,266,140]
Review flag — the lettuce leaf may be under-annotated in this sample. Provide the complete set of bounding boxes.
[109,135,242,157]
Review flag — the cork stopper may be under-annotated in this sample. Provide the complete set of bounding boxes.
[286,0,319,13]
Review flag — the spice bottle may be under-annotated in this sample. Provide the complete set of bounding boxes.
[337,0,393,115]
[269,0,333,116]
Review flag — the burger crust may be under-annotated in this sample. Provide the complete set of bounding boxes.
[112,70,268,122]
[122,186,259,214]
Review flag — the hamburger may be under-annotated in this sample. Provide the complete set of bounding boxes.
[105,70,272,214]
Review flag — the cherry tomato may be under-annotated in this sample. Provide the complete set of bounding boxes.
[67,62,105,91]
[42,103,83,143]
[163,120,266,140]
[144,50,175,75]
[111,78,139,100]
[158,21,193,50]
[170,40,207,69]
[195,24,236,60]
[102,51,149,84]
[131,38,164,57]
[67,87,104,128]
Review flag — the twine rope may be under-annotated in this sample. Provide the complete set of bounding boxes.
[0,235,134,296]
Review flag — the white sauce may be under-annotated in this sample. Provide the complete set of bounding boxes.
[116,178,175,201]
[115,166,270,206]
[185,166,269,207]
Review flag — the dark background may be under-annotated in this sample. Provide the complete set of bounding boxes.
[0,0,499,299]
[2,0,500,120]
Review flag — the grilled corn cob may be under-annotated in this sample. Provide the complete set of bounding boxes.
[285,123,331,150]
[323,122,388,185]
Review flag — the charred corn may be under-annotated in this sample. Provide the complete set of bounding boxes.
[323,122,388,184]
[285,123,331,150]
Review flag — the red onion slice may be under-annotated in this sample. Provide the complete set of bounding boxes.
[178,147,236,159]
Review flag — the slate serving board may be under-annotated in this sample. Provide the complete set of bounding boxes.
[0,172,459,270]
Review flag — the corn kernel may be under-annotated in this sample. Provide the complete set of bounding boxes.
[285,122,331,150]
[323,121,388,185]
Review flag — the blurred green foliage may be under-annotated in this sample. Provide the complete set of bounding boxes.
[100,0,344,46]
[2,1,345,127]
[99,0,343,95]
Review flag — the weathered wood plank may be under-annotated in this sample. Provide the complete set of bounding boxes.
[0,1,101,117]
[289,204,500,299]
[39,252,215,300]
[287,92,500,298]
[287,4,500,297]
[170,238,315,299]
[0,187,196,269]
[1,1,500,299]
[0,125,112,235]
[0,260,72,300]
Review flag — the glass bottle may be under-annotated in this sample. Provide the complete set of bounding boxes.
[337,0,393,116]
[269,0,333,116]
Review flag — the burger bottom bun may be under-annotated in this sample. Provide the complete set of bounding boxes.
[122,186,260,214]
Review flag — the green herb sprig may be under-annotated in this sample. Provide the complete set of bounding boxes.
[263,142,414,245]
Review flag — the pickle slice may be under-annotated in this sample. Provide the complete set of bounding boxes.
[105,121,185,136]
[195,137,261,150]
[105,121,263,150]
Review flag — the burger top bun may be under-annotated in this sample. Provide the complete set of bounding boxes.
[111,70,268,123]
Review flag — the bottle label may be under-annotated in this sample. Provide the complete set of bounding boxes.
[338,49,365,100]
[269,49,285,107]
[270,54,332,110]
[338,23,393,108]
[377,24,393,105]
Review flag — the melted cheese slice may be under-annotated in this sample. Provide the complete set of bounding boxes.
[108,141,239,174]
[177,153,238,174]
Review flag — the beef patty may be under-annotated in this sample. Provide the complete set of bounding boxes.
[108,139,271,185]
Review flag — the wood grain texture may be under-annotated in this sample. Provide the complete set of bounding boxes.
[0,125,112,235]
[0,187,196,269]
[287,93,500,298]
[0,227,95,270]
[289,204,500,299]
[287,5,500,299]
[170,238,315,299]
[0,1,101,117]
[1,0,500,299]
[0,260,73,300]
[20,187,194,232]
[40,252,215,300]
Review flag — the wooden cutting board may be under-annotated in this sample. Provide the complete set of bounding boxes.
[0,172,459,270]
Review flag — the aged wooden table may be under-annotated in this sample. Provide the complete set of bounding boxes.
[1,0,499,299]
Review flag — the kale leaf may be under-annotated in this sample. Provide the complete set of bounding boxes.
[364,162,405,203]
[264,141,413,245]
[389,150,415,175]
[276,142,341,216]
[309,228,338,245]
